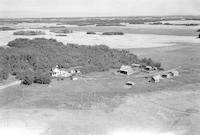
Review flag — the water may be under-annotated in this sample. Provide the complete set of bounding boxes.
[0,29,200,48]
[1,21,200,48]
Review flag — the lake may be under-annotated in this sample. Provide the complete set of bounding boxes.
[0,22,200,48]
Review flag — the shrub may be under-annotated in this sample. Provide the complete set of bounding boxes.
[0,68,9,80]
[34,71,51,84]
[18,70,35,85]
[13,31,45,36]
[102,32,124,35]
[50,28,72,34]
[86,32,96,34]
[0,27,16,31]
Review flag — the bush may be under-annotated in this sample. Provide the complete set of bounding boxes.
[50,28,72,34]
[141,58,161,67]
[0,27,16,31]
[86,32,96,34]
[13,31,45,36]
[18,70,35,85]
[34,71,51,84]
[0,68,9,80]
[102,32,124,35]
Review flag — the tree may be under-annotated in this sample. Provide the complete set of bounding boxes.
[34,71,51,84]
[0,68,9,80]
[18,70,35,85]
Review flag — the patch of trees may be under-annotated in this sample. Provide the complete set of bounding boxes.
[163,23,199,26]
[140,58,161,68]
[13,31,45,36]
[86,32,96,34]
[196,29,200,32]
[0,38,162,84]
[0,27,16,31]
[96,23,125,26]
[102,32,124,35]
[50,28,72,34]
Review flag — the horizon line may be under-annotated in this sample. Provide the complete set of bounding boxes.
[0,14,200,19]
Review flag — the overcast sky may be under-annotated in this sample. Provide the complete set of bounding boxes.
[0,0,200,18]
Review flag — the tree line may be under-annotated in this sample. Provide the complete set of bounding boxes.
[0,38,161,85]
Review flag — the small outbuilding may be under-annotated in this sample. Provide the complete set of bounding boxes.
[169,70,179,77]
[149,75,162,83]
[118,65,134,75]
[131,63,141,72]
[162,73,172,79]
[145,66,153,71]
[125,81,135,86]
[70,76,78,81]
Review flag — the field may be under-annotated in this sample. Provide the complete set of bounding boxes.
[0,42,200,135]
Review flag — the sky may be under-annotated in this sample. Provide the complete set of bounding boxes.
[0,0,200,18]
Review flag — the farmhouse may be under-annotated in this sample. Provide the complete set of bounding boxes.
[149,75,162,83]
[169,70,179,77]
[118,65,134,75]
[52,66,71,77]
[52,66,81,78]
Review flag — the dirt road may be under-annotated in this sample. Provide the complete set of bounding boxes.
[0,81,21,90]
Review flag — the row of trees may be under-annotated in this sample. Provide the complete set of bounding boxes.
[0,38,162,85]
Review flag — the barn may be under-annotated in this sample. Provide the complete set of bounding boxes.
[169,70,179,77]
[118,65,134,75]
[149,75,162,83]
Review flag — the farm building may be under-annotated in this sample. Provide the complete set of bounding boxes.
[131,63,141,67]
[52,66,71,77]
[149,75,162,83]
[131,63,142,71]
[70,76,78,81]
[152,67,158,71]
[52,66,81,78]
[118,65,134,75]
[67,67,81,74]
[169,70,179,77]
[162,73,172,79]
[144,66,153,71]
[125,81,135,86]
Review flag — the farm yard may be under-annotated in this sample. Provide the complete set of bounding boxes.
[0,41,200,135]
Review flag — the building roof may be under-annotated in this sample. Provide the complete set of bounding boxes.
[126,81,135,85]
[120,65,133,72]
[169,70,179,74]
[152,75,162,80]
[131,63,141,67]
